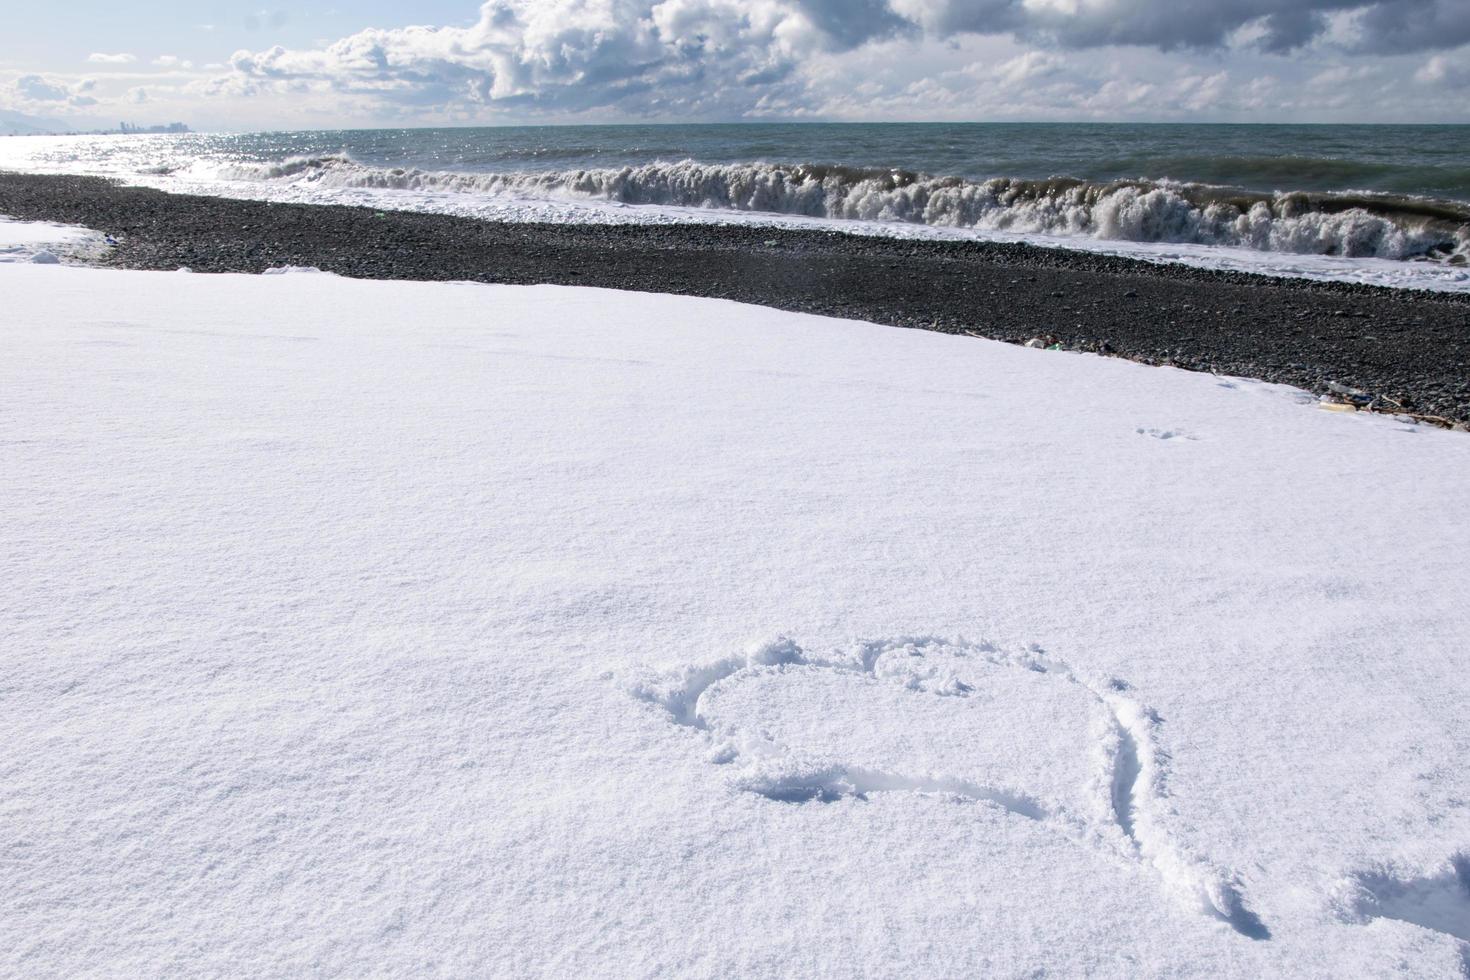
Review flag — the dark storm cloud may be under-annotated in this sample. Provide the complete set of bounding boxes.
[1354,0,1470,53]
[903,0,1469,53]
[791,0,918,47]
[1258,8,1329,54]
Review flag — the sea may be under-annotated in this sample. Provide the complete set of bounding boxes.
[3,123,1468,290]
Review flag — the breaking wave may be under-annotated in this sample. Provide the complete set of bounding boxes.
[221,155,1470,264]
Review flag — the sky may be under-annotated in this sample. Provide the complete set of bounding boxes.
[2,0,1468,130]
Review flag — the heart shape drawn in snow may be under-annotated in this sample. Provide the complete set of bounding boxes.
[629,635,1270,940]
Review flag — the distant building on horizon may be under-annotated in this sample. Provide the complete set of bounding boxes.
[119,122,190,135]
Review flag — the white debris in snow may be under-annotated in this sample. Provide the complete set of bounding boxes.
[0,216,106,264]
[261,265,333,276]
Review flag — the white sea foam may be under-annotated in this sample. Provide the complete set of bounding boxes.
[3,135,1469,291]
[215,155,1468,263]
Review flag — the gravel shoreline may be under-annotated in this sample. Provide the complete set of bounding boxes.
[4,170,1469,423]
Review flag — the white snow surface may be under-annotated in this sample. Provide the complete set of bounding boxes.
[3,262,1469,978]
[0,215,104,264]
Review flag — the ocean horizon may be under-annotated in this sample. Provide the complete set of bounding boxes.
[4,121,1468,290]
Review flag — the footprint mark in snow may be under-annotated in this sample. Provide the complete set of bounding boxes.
[1136,427,1200,441]
[628,636,1269,940]
[1334,853,1470,970]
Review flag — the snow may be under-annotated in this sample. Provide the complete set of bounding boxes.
[3,261,1468,978]
[0,216,105,264]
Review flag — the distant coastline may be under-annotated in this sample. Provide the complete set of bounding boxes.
[1,122,189,138]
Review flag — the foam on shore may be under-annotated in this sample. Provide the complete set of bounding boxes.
[3,134,1469,292]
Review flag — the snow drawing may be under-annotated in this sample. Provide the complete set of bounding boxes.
[1333,854,1470,973]
[629,636,1270,940]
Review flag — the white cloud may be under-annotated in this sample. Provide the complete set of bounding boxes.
[7,74,99,109]
[14,75,70,102]
[7,1,1469,127]
[88,52,138,65]
[993,50,1060,85]
[1416,53,1470,87]
[186,0,1470,124]
[207,1,840,114]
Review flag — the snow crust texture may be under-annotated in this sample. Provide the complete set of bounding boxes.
[3,263,1469,978]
